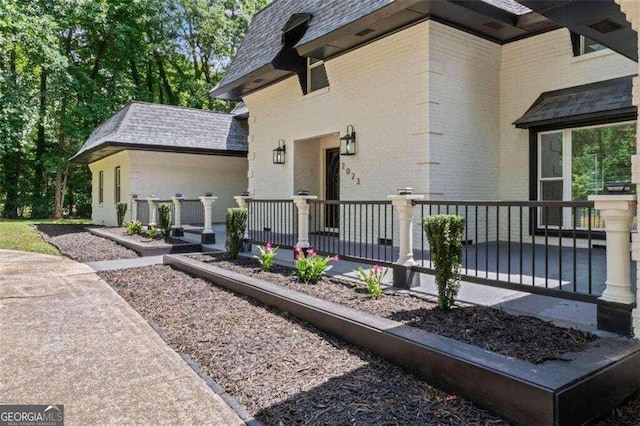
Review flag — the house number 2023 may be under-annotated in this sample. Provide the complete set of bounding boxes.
[341,162,360,185]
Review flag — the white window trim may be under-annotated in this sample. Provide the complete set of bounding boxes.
[537,121,635,229]
[578,34,610,56]
[307,57,328,94]
[98,170,104,206]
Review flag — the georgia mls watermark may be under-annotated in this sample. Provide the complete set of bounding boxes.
[0,405,63,426]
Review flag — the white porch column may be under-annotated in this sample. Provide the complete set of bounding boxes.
[199,196,217,234]
[616,0,640,337]
[292,195,317,249]
[388,194,424,266]
[146,197,159,226]
[199,196,217,244]
[234,195,252,240]
[171,196,184,237]
[589,195,636,304]
[131,196,138,222]
[171,196,184,228]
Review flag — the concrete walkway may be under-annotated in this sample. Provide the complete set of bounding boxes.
[0,249,243,425]
[85,255,164,272]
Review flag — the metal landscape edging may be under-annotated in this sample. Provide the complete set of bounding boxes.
[88,228,201,256]
[163,253,640,426]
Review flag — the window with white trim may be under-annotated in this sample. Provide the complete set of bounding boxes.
[114,166,121,203]
[307,57,329,93]
[538,121,636,228]
[98,171,104,204]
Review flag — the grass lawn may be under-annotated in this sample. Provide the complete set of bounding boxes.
[0,219,90,255]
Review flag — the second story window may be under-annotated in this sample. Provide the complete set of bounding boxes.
[307,57,329,93]
[572,33,607,56]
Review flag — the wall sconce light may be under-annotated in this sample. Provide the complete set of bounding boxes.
[340,125,356,156]
[273,139,286,164]
[605,181,631,193]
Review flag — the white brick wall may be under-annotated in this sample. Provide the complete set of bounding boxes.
[499,28,637,201]
[242,22,637,248]
[89,151,248,225]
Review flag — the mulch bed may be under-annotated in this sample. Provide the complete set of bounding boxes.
[35,224,138,262]
[100,265,507,425]
[99,227,190,246]
[188,254,597,365]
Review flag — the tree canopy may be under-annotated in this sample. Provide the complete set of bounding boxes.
[0,0,268,218]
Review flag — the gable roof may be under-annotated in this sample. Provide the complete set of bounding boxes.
[70,102,248,164]
[513,75,636,129]
[211,0,556,100]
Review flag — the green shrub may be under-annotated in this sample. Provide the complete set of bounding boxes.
[226,208,247,259]
[158,203,172,237]
[422,215,465,310]
[116,202,128,227]
[355,265,388,298]
[294,247,338,284]
[147,225,163,239]
[125,220,143,235]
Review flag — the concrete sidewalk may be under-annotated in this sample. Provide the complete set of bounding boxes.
[85,255,164,271]
[0,249,243,425]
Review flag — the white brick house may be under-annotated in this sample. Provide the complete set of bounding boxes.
[212,0,636,207]
[211,0,640,334]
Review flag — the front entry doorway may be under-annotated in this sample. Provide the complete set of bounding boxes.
[325,148,340,230]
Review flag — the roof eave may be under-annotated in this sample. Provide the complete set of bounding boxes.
[514,107,637,129]
[69,141,248,165]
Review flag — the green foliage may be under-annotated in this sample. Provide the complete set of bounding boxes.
[0,0,270,218]
[254,243,277,271]
[355,265,387,298]
[158,203,172,237]
[145,225,163,239]
[225,207,247,259]
[125,220,143,235]
[116,202,128,227]
[571,123,636,200]
[422,215,465,310]
[294,247,339,284]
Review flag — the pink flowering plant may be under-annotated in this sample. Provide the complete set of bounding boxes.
[294,247,339,284]
[356,265,388,297]
[255,243,278,271]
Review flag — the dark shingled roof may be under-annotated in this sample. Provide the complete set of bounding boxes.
[213,0,550,99]
[513,75,636,129]
[217,0,392,90]
[70,102,248,163]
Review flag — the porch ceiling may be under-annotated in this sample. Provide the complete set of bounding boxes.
[516,0,638,61]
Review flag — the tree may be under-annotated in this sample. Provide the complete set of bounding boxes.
[0,0,269,219]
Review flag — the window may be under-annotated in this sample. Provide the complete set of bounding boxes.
[307,57,329,93]
[98,171,104,204]
[572,33,607,56]
[114,166,121,203]
[537,122,636,227]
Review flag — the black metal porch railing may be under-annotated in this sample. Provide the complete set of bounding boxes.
[413,200,602,302]
[308,200,395,264]
[179,199,204,225]
[135,199,204,226]
[247,199,297,248]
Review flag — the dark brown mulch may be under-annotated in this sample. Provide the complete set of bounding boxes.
[99,227,190,246]
[35,224,138,262]
[100,265,507,425]
[593,391,640,426]
[188,254,597,365]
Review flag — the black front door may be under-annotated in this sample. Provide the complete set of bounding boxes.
[325,148,340,229]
